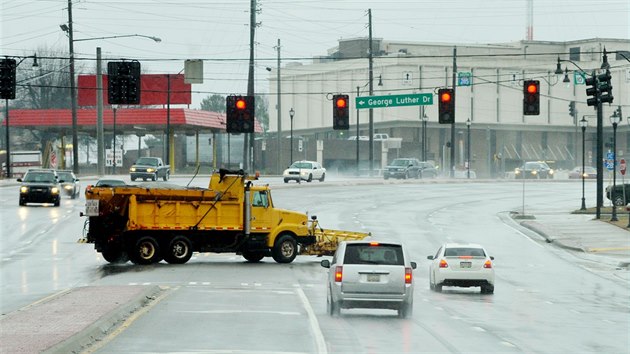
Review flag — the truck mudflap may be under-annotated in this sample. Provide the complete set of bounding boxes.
[300,219,371,256]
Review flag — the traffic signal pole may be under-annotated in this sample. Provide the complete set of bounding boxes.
[450,47,457,178]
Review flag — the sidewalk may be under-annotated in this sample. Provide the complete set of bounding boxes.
[515,210,630,268]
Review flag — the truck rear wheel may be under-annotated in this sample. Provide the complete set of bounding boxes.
[163,172,169,181]
[271,234,297,263]
[163,236,192,264]
[102,248,128,264]
[242,251,265,262]
[130,236,162,265]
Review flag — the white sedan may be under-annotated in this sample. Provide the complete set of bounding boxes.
[282,160,326,183]
[427,243,495,294]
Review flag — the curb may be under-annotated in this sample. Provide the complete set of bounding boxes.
[518,220,587,253]
[41,285,163,354]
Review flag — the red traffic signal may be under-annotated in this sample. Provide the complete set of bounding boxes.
[438,88,454,124]
[235,98,247,110]
[523,80,540,115]
[332,94,349,130]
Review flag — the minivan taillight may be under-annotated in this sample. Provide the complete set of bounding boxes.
[334,266,343,282]
[405,267,413,284]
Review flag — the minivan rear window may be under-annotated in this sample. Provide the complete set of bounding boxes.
[344,244,404,265]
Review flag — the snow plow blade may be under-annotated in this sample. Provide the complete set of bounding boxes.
[300,227,371,256]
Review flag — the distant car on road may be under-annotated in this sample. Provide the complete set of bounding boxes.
[17,169,60,207]
[130,157,170,181]
[85,178,127,193]
[417,161,439,178]
[384,158,423,179]
[514,161,554,179]
[427,243,495,294]
[606,183,630,206]
[568,166,597,179]
[56,170,81,199]
[321,240,417,318]
[283,160,326,183]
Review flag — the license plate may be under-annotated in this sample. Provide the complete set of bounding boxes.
[85,199,99,216]
[460,261,472,268]
[367,274,380,282]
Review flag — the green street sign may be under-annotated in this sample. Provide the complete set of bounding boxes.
[355,93,433,110]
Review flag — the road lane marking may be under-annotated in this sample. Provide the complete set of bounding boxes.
[296,287,328,354]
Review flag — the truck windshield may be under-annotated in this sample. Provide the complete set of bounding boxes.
[136,158,158,166]
[24,172,56,183]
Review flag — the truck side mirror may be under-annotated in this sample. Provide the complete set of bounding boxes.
[320,259,330,268]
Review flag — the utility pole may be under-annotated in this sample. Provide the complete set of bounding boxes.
[67,0,79,173]
[275,39,282,174]
[245,0,257,172]
[368,9,374,175]
[96,47,105,176]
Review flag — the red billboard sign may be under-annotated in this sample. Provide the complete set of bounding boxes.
[78,74,192,106]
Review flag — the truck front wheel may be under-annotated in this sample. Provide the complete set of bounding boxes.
[102,247,128,264]
[163,171,169,181]
[163,236,192,264]
[272,234,297,263]
[130,236,162,265]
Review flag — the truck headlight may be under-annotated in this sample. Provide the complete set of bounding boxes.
[147,168,156,173]
[130,167,136,172]
[51,187,59,194]
[64,185,73,190]
[20,186,28,193]
[549,169,554,175]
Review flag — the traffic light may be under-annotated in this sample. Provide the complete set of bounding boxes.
[226,95,255,133]
[0,58,17,100]
[585,69,614,107]
[568,101,576,118]
[598,69,613,104]
[107,61,141,104]
[523,80,540,115]
[332,94,349,130]
[438,88,454,124]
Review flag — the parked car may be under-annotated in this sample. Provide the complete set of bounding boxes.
[373,133,390,141]
[347,136,369,141]
[606,183,630,206]
[129,157,170,181]
[321,240,417,318]
[427,243,495,294]
[17,169,60,207]
[514,161,554,179]
[384,158,422,179]
[568,166,597,179]
[56,170,80,199]
[283,160,326,183]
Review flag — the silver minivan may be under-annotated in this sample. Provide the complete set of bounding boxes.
[321,241,417,318]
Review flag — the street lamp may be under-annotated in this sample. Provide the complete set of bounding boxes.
[3,55,39,178]
[421,113,428,161]
[61,14,161,174]
[466,118,471,179]
[610,110,621,221]
[289,108,294,165]
[579,117,588,210]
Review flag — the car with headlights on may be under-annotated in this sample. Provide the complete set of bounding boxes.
[514,161,554,179]
[17,169,60,207]
[321,241,417,318]
[282,160,326,183]
[427,243,495,294]
[568,166,597,179]
[56,170,80,199]
[85,178,127,193]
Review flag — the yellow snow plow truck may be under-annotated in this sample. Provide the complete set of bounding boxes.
[81,169,369,265]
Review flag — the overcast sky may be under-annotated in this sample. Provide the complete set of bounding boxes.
[2,0,629,108]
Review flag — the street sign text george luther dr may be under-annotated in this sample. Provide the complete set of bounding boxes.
[355,93,433,110]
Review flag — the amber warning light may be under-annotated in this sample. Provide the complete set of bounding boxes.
[336,97,347,108]
[440,92,452,102]
[236,99,247,110]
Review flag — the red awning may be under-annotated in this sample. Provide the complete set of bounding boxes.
[3,108,263,133]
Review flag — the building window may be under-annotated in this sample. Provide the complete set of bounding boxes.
[569,47,581,61]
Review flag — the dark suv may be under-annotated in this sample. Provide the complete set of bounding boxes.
[384,158,422,179]
[17,169,61,206]
[607,184,630,206]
